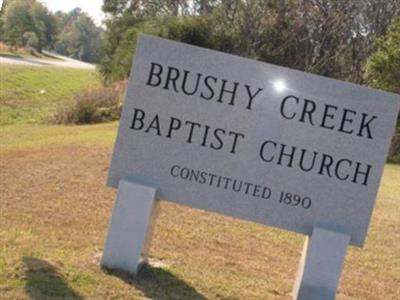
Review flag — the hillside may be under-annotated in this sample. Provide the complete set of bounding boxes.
[0,65,100,125]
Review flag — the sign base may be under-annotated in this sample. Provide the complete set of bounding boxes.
[101,177,158,274]
[293,227,350,300]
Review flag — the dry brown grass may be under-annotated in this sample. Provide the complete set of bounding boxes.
[0,130,399,299]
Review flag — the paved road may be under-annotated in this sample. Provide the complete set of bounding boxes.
[0,51,96,69]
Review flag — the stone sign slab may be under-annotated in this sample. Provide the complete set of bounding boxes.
[108,34,400,247]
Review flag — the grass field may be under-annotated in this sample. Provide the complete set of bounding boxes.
[0,65,399,299]
[0,65,100,125]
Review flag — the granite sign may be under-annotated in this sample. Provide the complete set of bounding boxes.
[107,34,399,247]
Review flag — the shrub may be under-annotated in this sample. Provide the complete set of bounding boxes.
[52,82,126,124]
[388,132,400,164]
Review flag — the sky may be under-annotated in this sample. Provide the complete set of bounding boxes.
[39,0,105,26]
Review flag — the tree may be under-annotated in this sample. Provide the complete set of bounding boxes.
[0,0,7,40]
[2,0,56,51]
[0,0,12,14]
[99,0,400,84]
[54,9,104,63]
[2,0,33,48]
[364,17,400,163]
[0,18,4,40]
[71,14,103,62]
[30,1,57,51]
[364,18,400,94]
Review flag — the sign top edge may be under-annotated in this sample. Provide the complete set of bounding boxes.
[138,33,400,104]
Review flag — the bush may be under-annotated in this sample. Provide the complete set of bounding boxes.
[99,15,219,84]
[388,131,400,164]
[161,15,217,49]
[52,82,126,124]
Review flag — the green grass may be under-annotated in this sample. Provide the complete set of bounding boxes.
[0,65,101,125]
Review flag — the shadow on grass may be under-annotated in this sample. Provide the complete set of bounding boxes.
[0,53,23,59]
[0,55,50,66]
[42,51,64,61]
[23,257,82,300]
[103,263,207,300]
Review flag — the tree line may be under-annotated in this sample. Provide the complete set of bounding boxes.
[0,0,103,63]
[1,0,398,93]
[99,0,399,91]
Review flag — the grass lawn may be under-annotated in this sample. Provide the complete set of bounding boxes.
[0,65,399,299]
[0,65,100,125]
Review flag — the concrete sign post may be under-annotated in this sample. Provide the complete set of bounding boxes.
[102,177,159,274]
[292,227,350,299]
[102,34,400,298]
